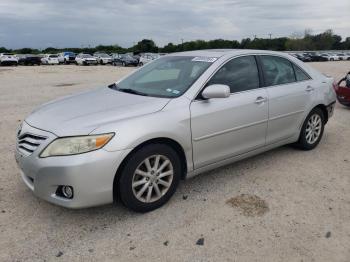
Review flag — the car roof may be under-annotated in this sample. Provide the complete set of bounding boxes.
[167,49,290,58]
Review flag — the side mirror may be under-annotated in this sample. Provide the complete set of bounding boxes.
[202,84,230,99]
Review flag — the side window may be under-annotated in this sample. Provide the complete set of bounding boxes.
[260,56,296,86]
[293,64,310,81]
[206,56,260,93]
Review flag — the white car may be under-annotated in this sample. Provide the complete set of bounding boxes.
[337,53,350,61]
[75,53,98,65]
[94,53,113,65]
[41,54,59,65]
[57,52,76,64]
[0,53,18,66]
[139,53,159,66]
[322,53,340,61]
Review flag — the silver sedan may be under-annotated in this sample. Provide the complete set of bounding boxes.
[15,49,336,212]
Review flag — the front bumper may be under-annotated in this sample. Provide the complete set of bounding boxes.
[337,96,350,106]
[1,60,18,66]
[15,122,131,208]
[101,59,112,64]
[83,60,98,65]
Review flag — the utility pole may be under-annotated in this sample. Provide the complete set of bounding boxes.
[268,33,272,40]
[181,38,184,50]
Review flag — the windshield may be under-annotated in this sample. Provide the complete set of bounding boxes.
[81,54,92,58]
[121,54,133,59]
[99,53,110,57]
[49,55,58,58]
[114,56,214,98]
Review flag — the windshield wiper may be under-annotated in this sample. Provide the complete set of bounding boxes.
[117,88,149,96]
[108,83,118,90]
[108,83,148,96]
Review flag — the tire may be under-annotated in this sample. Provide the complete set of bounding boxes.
[139,62,143,66]
[118,144,181,212]
[295,108,325,150]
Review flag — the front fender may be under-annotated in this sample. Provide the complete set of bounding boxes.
[92,96,194,172]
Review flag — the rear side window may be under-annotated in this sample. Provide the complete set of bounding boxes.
[293,64,310,81]
[260,56,296,86]
[206,56,260,93]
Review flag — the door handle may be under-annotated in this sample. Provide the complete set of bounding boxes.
[305,85,314,92]
[255,96,267,104]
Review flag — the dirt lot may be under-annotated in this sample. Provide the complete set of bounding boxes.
[1,62,350,262]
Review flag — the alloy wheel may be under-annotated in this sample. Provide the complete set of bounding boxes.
[305,114,322,144]
[132,155,174,203]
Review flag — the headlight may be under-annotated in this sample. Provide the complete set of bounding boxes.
[40,133,114,157]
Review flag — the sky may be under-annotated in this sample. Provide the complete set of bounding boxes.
[0,0,349,49]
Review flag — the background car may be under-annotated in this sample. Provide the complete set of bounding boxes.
[17,54,41,66]
[94,52,113,65]
[0,53,18,66]
[112,54,139,66]
[290,53,312,62]
[75,53,98,65]
[307,52,328,62]
[139,53,159,66]
[321,53,340,61]
[333,80,350,107]
[41,54,59,65]
[58,51,76,64]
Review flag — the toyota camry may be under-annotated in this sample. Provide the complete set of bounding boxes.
[15,49,336,212]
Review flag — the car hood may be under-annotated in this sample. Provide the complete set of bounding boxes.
[1,56,17,61]
[25,87,170,136]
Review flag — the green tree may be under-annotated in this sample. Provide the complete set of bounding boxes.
[0,47,11,53]
[134,39,158,53]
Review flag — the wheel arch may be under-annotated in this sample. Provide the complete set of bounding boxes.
[314,104,328,124]
[112,137,188,202]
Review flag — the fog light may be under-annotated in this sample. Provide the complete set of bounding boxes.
[62,186,73,199]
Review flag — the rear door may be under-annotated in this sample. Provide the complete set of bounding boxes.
[190,55,268,169]
[258,55,313,144]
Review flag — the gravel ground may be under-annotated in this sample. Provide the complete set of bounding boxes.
[0,62,350,262]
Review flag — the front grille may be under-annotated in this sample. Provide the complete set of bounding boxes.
[17,133,47,156]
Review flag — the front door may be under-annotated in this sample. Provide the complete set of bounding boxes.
[190,55,268,169]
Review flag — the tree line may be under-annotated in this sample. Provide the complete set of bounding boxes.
[1,29,349,55]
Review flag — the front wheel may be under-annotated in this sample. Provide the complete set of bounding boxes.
[295,108,325,150]
[117,144,181,212]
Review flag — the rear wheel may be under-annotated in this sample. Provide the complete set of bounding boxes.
[118,144,181,212]
[295,108,325,150]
